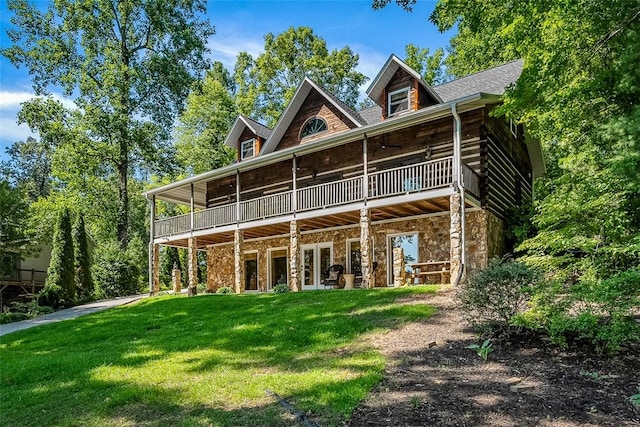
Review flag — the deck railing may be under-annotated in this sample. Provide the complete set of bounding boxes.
[461,163,481,198]
[240,191,292,222]
[297,176,364,212]
[368,157,453,199]
[154,156,478,238]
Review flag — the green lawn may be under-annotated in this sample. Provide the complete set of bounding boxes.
[0,286,437,426]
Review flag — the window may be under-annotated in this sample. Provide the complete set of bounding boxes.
[240,138,255,160]
[300,117,327,138]
[388,87,410,116]
[509,119,518,138]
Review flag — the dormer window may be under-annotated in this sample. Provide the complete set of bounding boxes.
[300,117,328,138]
[388,87,410,116]
[509,119,518,138]
[240,138,256,160]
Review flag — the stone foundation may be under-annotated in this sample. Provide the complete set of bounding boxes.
[205,209,505,291]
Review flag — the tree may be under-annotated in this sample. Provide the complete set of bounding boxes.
[40,207,75,307]
[234,26,368,127]
[404,44,450,85]
[427,0,640,281]
[161,245,180,285]
[175,62,237,175]
[3,0,214,249]
[0,137,52,202]
[73,214,94,299]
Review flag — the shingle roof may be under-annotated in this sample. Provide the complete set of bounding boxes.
[433,59,524,102]
[358,105,383,125]
[242,115,272,140]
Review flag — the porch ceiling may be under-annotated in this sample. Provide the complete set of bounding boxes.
[160,196,481,249]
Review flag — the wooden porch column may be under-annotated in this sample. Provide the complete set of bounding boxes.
[148,195,156,294]
[359,207,373,289]
[289,219,301,292]
[234,229,244,293]
[152,243,160,295]
[449,192,463,285]
[188,237,198,296]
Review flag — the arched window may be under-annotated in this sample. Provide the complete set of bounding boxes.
[300,117,328,138]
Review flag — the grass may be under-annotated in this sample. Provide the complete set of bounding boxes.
[0,286,437,426]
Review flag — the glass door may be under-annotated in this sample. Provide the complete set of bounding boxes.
[301,243,333,290]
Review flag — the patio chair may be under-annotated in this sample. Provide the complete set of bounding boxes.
[323,264,344,289]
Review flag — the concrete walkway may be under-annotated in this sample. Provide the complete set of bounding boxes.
[0,294,149,337]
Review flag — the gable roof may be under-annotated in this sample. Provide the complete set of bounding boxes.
[260,77,365,155]
[224,115,272,150]
[434,59,524,102]
[366,54,443,106]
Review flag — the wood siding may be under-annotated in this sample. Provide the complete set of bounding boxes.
[382,68,439,119]
[274,89,358,152]
[483,108,533,218]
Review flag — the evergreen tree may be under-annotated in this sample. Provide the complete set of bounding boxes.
[73,214,93,299]
[40,208,75,307]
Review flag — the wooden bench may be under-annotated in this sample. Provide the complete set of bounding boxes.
[409,261,451,285]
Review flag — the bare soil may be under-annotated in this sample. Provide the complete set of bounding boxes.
[348,287,640,426]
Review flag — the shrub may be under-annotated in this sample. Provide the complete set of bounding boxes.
[272,284,290,294]
[458,256,539,337]
[534,269,640,352]
[216,286,233,294]
[92,241,141,298]
[73,214,94,299]
[42,207,75,307]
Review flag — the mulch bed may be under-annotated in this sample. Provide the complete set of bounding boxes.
[347,288,640,427]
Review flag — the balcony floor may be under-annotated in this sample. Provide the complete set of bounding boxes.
[160,195,474,249]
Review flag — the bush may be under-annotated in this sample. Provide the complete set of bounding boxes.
[272,283,290,294]
[216,286,233,294]
[92,241,141,298]
[527,268,640,353]
[38,282,66,309]
[458,257,539,337]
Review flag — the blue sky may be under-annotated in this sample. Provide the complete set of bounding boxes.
[0,0,454,161]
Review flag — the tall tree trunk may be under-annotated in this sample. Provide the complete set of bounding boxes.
[117,139,129,249]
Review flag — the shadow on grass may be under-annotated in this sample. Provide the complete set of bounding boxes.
[0,286,439,426]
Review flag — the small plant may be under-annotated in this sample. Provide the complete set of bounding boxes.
[466,339,493,361]
[579,370,617,381]
[216,286,233,294]
[630,386,640,410]
[409,396,421,410]
[272,284,290,294]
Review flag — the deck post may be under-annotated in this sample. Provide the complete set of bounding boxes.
[289,219,301,292]
[190,183,195,231]
[363,134,368,202]
[233,230,244,293]
[188,237,198,296]
[292,155,297,213]
[449,192,463,285]
[148,195,156,295]
[152,244,160,294]
[359,207,373,289]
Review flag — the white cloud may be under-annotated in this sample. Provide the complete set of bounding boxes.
[0,90,76,110]
[207,34,264,71]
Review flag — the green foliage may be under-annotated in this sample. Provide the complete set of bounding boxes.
[161,246,181,285]
[0,180,33,255]
[465,339,493,361]
[175,62,237,175]
[519,269,640,353]
[404,44,449,85]
[0,136,51,201]
[3,0,213,248]
[72,214,93,299]
[215,286,234,294]
[630,386,640,408]
[0,301,53,324]
[234,26,368,127]
[272,283,291,294]
[459,257,539,337]
[92,241,141,298]
[40,207,75,307]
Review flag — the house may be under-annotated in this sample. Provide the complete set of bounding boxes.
[0,245,50,309]
[143,54,545,293]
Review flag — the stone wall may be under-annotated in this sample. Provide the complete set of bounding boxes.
[205,209,506,291]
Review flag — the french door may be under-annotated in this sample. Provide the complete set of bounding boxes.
[301,243,333,290]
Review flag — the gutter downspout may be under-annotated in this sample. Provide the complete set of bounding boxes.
[451,103,466,286]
